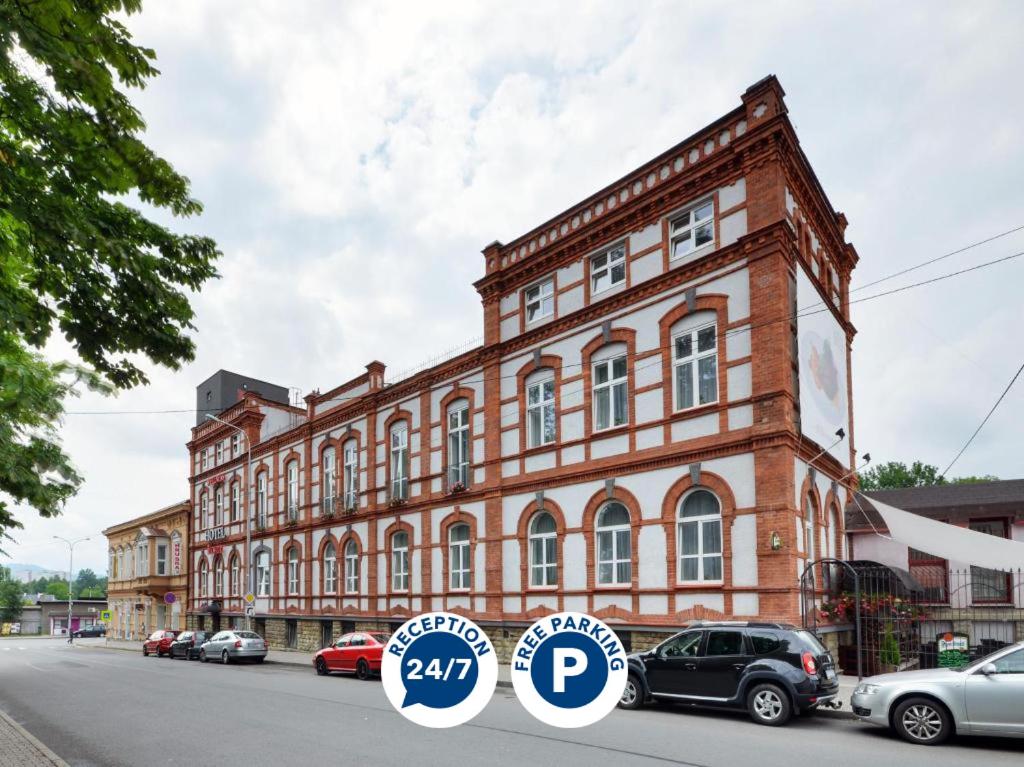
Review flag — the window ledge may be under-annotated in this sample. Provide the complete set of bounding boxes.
[594,584,632,590]
[675,581,724,588]
[669,242,715,263]
[591,423,631,439]
[669,401,720,421]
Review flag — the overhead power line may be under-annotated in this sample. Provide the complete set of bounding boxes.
[939,358,1024,479]
[63,242,1024,416]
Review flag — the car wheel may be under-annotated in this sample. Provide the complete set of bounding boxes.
[356,659,370,680]
[315,657,328,676]
[618,674,645,710]
[199,649,207,663]
[222,650,230,665]
[143,647,149,657]
[747,683,792,726]
[893,697,952,745]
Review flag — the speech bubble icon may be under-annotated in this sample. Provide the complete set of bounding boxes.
[400,631,479,709]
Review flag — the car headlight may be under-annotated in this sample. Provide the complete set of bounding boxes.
[854,683,881,695]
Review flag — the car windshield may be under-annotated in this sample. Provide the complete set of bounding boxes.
[370,633,391,643]
[955,644,1021,672]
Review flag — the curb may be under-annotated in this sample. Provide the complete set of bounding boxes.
[0,709,69,766]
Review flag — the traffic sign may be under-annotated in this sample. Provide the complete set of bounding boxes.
[245,605,255,617]
[164,592,176,604]
[99,610,112,622]
[244,592,256,604]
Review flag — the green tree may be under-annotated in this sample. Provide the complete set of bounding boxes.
[858,460,999,491]
[44,579,68,600]
[0,1,220,547]
[72,567,99,597]
[0,579,23,622]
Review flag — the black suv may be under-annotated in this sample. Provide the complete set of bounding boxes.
[169,631,210,660]
[619,622,838,726]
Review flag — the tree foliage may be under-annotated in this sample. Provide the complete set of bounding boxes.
[858,460,999,491]
[0,578,23,622]
[0,0,220,544]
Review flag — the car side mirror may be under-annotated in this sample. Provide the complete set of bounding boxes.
[981,663,998,676]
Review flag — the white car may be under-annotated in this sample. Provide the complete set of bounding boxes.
[851,640,1024,744]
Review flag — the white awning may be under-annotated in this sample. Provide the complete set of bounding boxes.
[866,495,1024,571]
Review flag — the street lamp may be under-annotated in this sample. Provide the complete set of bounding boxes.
[205,413,254,630]
[53,535,89,643]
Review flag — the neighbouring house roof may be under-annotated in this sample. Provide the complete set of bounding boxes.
[845,479,1024,532]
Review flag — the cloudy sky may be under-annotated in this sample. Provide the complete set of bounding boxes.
[4,0,1023,575]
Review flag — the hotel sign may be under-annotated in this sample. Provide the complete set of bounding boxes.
[205,527,226,542]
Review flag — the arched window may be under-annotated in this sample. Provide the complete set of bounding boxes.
[323,542,337,594]
[199,493,208,531]
[136,538,148,577]
[390,423,409,501]
[529,512,557,586]
[448,523,471,590]
[109,549,117,580]
[671,312,718,411]
[596,502,631,585]
[256,473,268,527]
[804,493,817,564]
[286,460,299,521]
[255,551,271,596]
[214,555,224,596]
[199,558,209,597]
[231,482,241,522]
[117,548,125,580]
[526,370,556,448]
[287,547,300,595]
[447,401,470,490]
[592,345,628,431]
[215,485,224,526]
[678,490,722,583]
[342,439,359,510]
[322,446,336,514]
[230,553,240,596]
[344,539,360,594]
[391,531,409,591]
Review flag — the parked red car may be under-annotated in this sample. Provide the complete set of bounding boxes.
[313,632,390,679]
[143,630,179,657]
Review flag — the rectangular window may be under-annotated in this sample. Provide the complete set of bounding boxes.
[524,278,554,323]
[449,541,470,590]
[447,407,470,489]
[231,483,240,522]
[670,199,714,261]
[392,546,409,591]
[526,377,556,448]
[322,449,336,514]
[530,536,557,587]
[390,426,408,501]
[343,442,358,509]
[908,548,948,603]
[593,355,628,430]
[201,449,209,471]
[673,324,718,410]
[287,462,299,521]
[969,520,1011,603]
[596,528,630,585]
[156,544,167,576]
[345,547,359,594]
[215,442,224,465]
[680,517,723,582]
[591,245,626,294]
[231,434,241,457]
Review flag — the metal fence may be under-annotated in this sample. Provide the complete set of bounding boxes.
[802,561,1024,677]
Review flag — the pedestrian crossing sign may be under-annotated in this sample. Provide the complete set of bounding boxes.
[99,610,112,622]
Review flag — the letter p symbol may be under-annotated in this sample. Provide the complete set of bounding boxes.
[553,647,587,693]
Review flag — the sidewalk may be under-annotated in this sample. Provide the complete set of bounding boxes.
[95,639,856,716]
[0,710,68,767]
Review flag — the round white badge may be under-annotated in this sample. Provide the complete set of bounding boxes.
[511,612,627,728]
[381,612,498,728]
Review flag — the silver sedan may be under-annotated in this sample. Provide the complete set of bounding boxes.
[851,640,1024,745]
[199,630,268,664]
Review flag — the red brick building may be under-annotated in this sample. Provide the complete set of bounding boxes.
[186,76,859,655]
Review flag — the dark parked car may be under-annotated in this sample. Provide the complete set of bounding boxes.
[72,625,106,638]
[619,622,839,726]
[169,631,210,660]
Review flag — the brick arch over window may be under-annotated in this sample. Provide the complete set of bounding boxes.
[382,518,415,594]
[516,354,563,451]
[439,387,477,484]
[383,409,414,500]
[660,470,738,590]
[798,472,824,577]
[658,294,730,419]
[280,537,303,598]
[580,328,637,438]
[582,485,641,595]
[516,498,566,605]
[438,509,480,595]
[338,529,364,595]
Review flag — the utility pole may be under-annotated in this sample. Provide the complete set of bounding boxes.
[205,414,253,631]
[53,535,89,643]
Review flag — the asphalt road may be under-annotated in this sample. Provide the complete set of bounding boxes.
[1,638,1022,767]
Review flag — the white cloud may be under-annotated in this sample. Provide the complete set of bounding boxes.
[5,0,1024,574]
